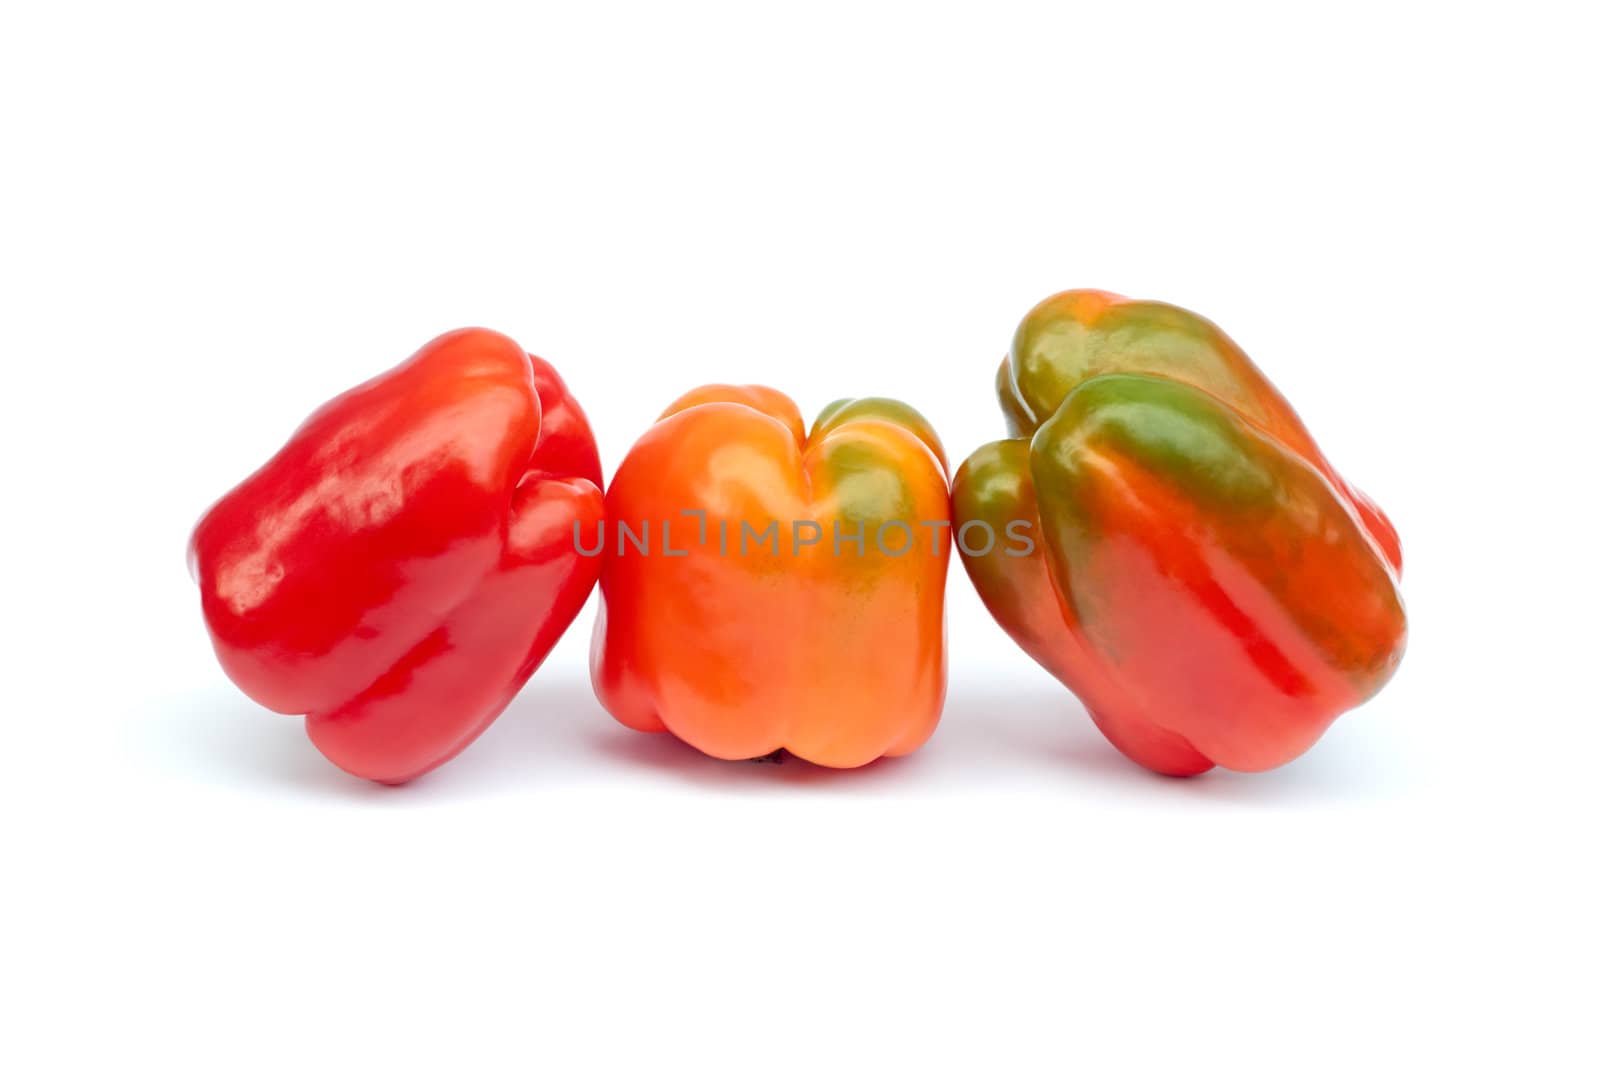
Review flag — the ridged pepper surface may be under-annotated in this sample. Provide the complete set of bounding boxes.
[954,291,1406,775]
[592,386,951,768]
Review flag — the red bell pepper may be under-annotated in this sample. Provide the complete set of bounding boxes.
[953,290,1406,775]
[189,328,604,783]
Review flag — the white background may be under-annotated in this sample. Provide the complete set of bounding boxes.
[3,2,1596,1063]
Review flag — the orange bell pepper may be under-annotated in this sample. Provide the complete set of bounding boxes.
[590,386,951,767]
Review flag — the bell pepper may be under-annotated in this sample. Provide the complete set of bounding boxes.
[590,386,951,768]
[189,328,604,784]
[953,290,1406,775]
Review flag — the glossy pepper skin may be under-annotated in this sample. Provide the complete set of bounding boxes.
[591,386,952,768]
[190,328,604,784]
[954,290,1406,775]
